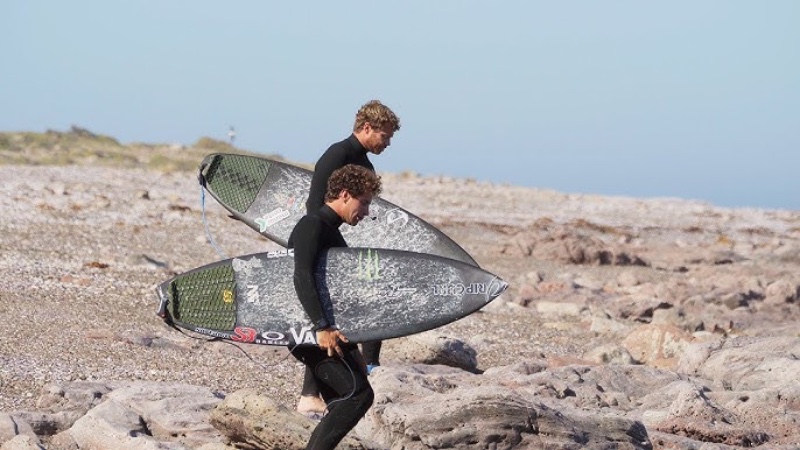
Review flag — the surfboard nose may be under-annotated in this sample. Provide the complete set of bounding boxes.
[487,277,509,300]
[461,274,508,314]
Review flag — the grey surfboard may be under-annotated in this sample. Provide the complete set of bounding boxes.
[156,248,507,346]
[198,153,478,267]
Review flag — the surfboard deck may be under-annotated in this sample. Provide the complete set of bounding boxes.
[198,153,478,267]
[156,248,506,346]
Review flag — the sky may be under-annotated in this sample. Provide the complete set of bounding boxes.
[2,1,798,210]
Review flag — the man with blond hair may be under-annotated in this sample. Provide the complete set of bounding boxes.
[298,99,401,416]
[305,100,400,212]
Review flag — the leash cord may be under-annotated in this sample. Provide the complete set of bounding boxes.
[166,323,356,415]
[199,185,229,260]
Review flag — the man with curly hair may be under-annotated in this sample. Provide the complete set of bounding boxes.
[298,100,400,415]
[288,164,382,450]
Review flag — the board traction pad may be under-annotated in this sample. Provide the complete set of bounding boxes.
[204,154,270,214]
[167,263,237,330]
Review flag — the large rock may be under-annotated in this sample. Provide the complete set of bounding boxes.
[622,324,695,368]
[357,364,652,449]
[65,399,188,450]
[636,380,769,447]
[0,434,44,450]
[10,382,114,437]
[507,224,648,267]
[210,388,380,450]
[686,336,800,391]
[10,382,224,450]
[0,414,35,446]
[764,279,800,305]
[673,336,800,446]
[386,332,478,373]
[599,294,673,323]
[104,382,225,448]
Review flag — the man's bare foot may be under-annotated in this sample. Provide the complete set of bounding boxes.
[296,394,326,414]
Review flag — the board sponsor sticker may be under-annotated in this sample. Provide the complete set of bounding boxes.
[255,208,291,231]
[357,249,381,281]
[385,208,409,227]
[432,283,490,296]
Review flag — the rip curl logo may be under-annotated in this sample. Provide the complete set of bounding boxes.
[357,249,381,281]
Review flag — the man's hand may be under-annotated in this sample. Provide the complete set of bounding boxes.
[316,328,349,358]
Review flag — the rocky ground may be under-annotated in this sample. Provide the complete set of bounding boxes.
[1,135,800,449]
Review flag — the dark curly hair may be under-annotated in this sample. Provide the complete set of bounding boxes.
[325,164,382,202]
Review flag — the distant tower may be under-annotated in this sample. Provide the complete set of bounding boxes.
[228,126,236,144]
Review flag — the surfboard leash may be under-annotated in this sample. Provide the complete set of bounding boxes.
[199,184,229,260]
[162,319,306,370]
[219,339,357,414]
[164,322,357,414]
[221,340,357,416]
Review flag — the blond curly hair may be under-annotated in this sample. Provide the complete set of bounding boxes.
[353,100,401,133]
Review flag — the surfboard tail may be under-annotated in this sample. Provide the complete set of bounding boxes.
[155,282,170,320]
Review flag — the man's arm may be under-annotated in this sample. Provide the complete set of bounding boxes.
[291,217,331,330]
[292,216,348,356]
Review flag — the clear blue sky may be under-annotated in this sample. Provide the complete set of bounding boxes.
[3,1,798,210]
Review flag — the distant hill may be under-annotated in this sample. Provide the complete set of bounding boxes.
[0,126,289,172]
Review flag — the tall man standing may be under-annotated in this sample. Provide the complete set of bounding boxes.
[289,164,383,450]
[298,100,401,415]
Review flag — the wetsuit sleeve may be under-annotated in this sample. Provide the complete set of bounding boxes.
[306,146,348,213]
[291,216,331,330]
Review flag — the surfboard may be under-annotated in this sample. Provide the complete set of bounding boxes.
[156,248,506,346]
[198,153,478,267]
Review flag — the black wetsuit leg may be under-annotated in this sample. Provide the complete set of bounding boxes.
[360,340,382,367]
[292,345,374,450]
[301,366,320,397]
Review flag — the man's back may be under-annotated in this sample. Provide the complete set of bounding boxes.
[306,135,374,212]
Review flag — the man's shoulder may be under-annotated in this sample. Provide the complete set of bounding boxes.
[296,211,324,226]
[313,136,351,167]
[324,135,354,152]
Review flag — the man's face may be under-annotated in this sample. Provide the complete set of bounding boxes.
[363,123,394,155]
[343,192,374,226]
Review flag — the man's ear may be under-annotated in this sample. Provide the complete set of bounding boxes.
[339,189,352,203]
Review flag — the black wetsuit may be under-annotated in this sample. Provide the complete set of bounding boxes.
[306,134,375,212]
[288,205,374,450]
[305,134,383,369]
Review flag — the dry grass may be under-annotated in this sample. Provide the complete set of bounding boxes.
[0,126,283,172]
